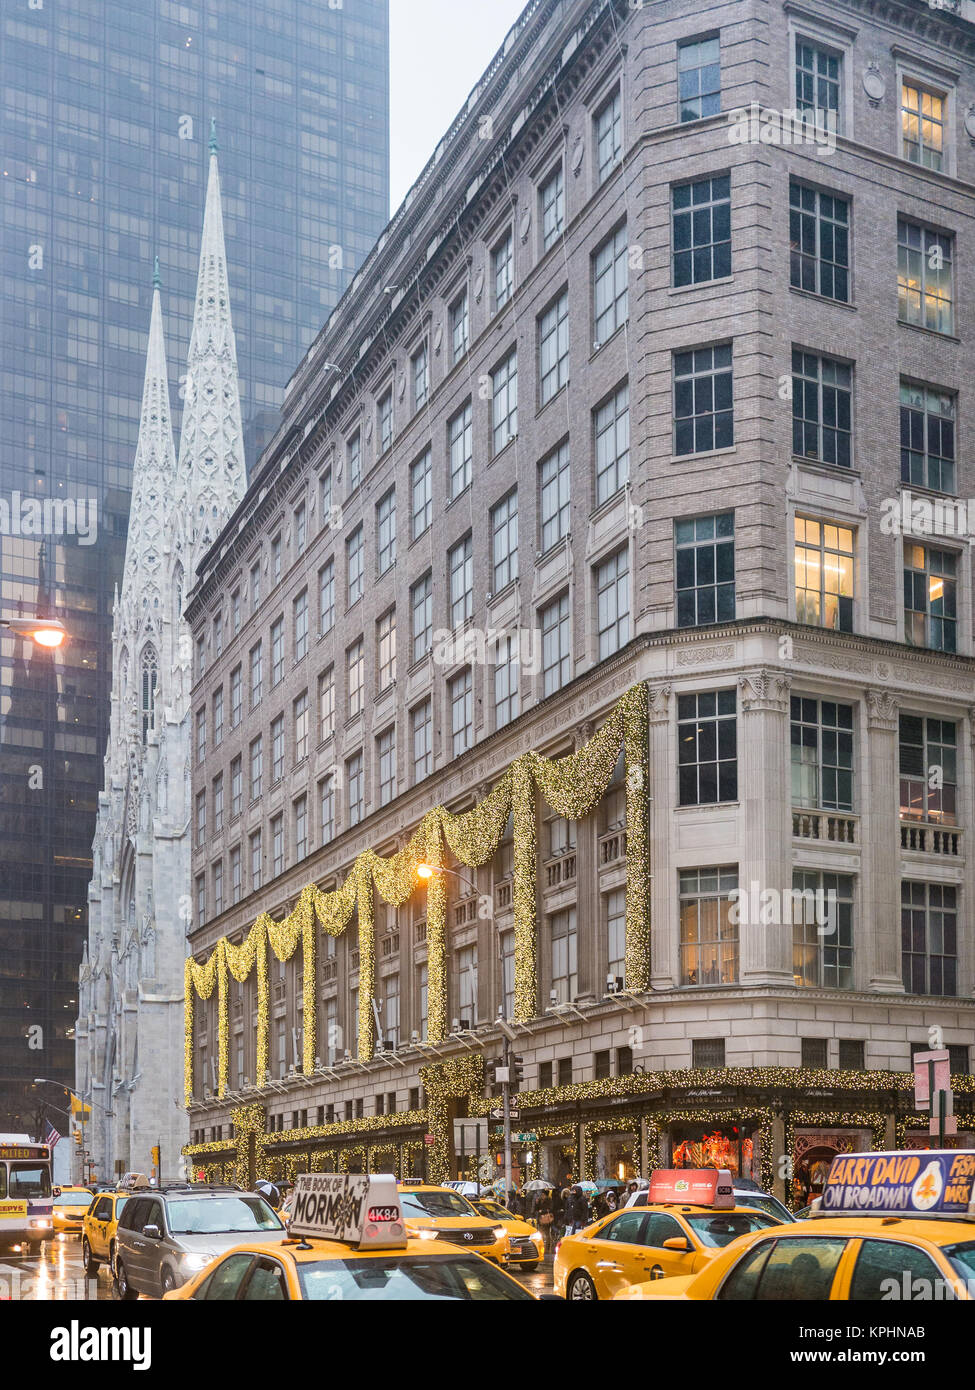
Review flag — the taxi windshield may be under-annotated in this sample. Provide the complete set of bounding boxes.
[475,1201,510,1220]
[736,1194,793,1224]
[399,1190,476,1219]
[54,1191,92,1207]
[10,1166,52,1199]
[686,1211,778,1247]
[297,1254,534,1301]
[945,1241,975,1282]
[166,1196,283,1234]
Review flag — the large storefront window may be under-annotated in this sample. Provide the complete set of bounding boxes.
[669,1123,762,1185]
[595,1133,638,1182]
[792,1127,872,1207]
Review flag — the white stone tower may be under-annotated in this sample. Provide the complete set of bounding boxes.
[77,127,246,1183]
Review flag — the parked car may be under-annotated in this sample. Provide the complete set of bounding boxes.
[114,1184,285,1299]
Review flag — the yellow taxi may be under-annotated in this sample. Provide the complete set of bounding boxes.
[397,1183,511,1265]
[82,1190,130,1276]
[472,1197,545,1271]
[554,1168,782,1300]
[165,1174,541,1301]
[52,1186,94,1238]
[616,1149,975,1301]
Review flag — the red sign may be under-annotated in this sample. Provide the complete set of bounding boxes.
[914,1050,951,1108]
[423,1134,435,1146]
[648,1168,735,1209]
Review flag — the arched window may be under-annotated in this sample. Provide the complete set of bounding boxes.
[140,647,158,738]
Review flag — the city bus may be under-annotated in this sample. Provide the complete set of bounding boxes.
[0,1137,53,1255]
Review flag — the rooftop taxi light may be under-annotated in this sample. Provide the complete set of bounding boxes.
[1,617,67,648]
[289,1172,408,1251]
[647,1169,735,1210]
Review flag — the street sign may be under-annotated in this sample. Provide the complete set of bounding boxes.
[515,1132,537,1143]
[914,1050,951,1108]
[507,1108,520,1121]
[453,1118,488,1151]
[490,1108,504,1121]
[423,1133,435,1145]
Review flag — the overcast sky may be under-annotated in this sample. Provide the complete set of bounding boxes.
[389,0,528,211]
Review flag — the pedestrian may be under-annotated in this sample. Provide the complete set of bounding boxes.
[567,1185,589,1233]
[535,1194,556,1257]
[605,1188,619,1212]
[557,1186,572,1237]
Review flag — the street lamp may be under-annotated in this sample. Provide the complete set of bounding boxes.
[2,617,67,648]
[416,863,479,896]
[33,1079,112,1117]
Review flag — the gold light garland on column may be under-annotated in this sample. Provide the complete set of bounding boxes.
[183,685,651,1103]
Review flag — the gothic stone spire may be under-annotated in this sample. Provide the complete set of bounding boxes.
[175,133,247,583]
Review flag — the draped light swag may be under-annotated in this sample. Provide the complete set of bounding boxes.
[184,683,650,1104]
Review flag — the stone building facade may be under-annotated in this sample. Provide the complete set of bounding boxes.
[183,0,975,1202]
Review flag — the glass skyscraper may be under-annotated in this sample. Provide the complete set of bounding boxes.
[0,0,389,1132]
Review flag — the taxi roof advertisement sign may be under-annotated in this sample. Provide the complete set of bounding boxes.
[820,1150,975,1217]
[648,1168,735,1209]
[289,1173,406,1249]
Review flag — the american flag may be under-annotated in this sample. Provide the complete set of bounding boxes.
[42,1120,61,1149]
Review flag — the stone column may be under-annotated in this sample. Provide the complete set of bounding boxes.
[738,670,794,986]
[647,683,676,989]
[864,689,904,992]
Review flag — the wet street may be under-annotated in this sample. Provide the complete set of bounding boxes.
[0,1237,555,1300]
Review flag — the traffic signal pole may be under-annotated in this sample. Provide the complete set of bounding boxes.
[502,1035,513,1200]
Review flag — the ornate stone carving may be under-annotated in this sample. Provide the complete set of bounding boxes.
[738,669,792,714]
[865,688,899,730]
[647,683,672,725]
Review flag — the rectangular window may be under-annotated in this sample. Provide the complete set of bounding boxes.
[792,350,852,467]
[448,401,473,500]
[677,690,737,805]
[271,715,285,783]
[347,752,364,827]
[795,38,841,132]
[494,633,520,729]
[377,489,396,574]
[411,573,433,663]
[378,388,393,454]
[606,888,626,980]
[411,449,433,539]
[412,342,429,411]
[213,860,224,915]
[550,907,578,1001]
[213,773,224,833]
[230,665,242,728]
[673,175,731,287]
[378,726,397,806]
[231,590,241,635]
[213,613,223,658]
[196,875,206,925]
[271,536,282,584]
[320,774,335,844]
[409,697,434,785]
[500,931,515,1020]
[594,384,630,505]
[491,351,518,454]
[347,525,364,606]
[250,736,263,800]
[539,290,570,403]
[294,795,308,861]
[319,559,335,635]
[801,1037,828,1068]
[347,638,365,718]
[230,756,242,819]
[793,871,854,988]
[903,881,957,995]
[195,789,206,848]
[195,707,207,764]
[678,35,721,122]
[294,590,308,662]
[448,535,473,627]
[679,867,739,986]
[540,165,564,250]
[539,441,570,552]
[271,617,285,685]
[450,290,469,364]
[898,218,953,333]
[674,344,733,455]
[899,715,956,824]
[596,548,630,659]
[271,814,284,877]
[904,544,957,652]
[838,1039,865,1070]
[541,592,570,697]
[295,502,307,557]
[794,517,854,631]
[449,668,473,757]
[250,562,261,613]
[491,490,518,592]
[230,846,242,905]
[212,688,224,747]
[900,383,955,493]
[789,182,849,302]
[294,691,309,763]
[320,468,333,523]
[594,88,622,180]
[319,666,335,742]
[347,431,362,492]
[902,80,945,171]
[790,697,854,811]
[377,608,397,690]
[493,231,513,311]
[676,512,735,628]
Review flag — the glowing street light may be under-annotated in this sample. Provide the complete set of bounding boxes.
[1,617,67,648]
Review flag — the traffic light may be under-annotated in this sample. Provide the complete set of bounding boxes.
[73,1130,82,1151]
[510,1055,525,1088]
[151,1145,160,1167]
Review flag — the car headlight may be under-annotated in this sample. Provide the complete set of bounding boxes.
[532,1232,543,1247]
[414,1227,439,1241]
[493,1226,507,1240]
[30,1219,51,1229]
[180,1252,215,1272]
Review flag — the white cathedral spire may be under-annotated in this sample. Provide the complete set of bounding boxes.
[175,121,247,583]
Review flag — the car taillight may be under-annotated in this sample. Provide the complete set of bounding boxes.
[554,1240,561,1256]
